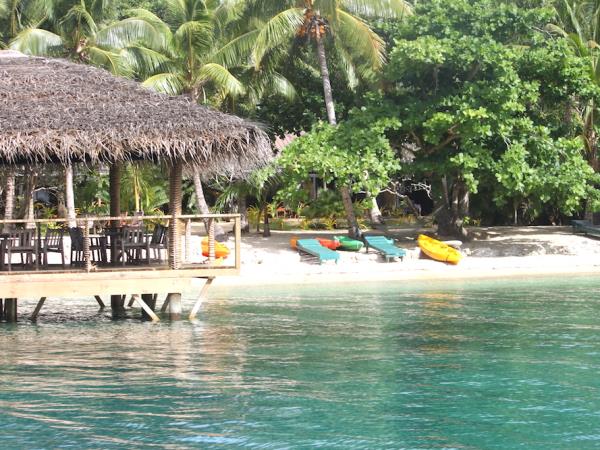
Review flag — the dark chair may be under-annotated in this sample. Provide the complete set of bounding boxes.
[41,228,65,268]
[68,227,105,266]
[148,224,168,262]
[6,228,38,271]
[120,227,150,266]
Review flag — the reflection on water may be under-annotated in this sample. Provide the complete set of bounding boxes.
[2,277,600,448]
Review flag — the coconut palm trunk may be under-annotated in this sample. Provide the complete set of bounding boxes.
[3,169,16,232]
[192,167,225,238]
[20,167,37,228]
[65,164,76,227]
[315,27,361,237]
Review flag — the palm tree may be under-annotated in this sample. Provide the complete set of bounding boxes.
[8,0,160,75]
[135,0,294,232]
[246,0,412,236]
[7,0,161,223]
[549,0,600,172]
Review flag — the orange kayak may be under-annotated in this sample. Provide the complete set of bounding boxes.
[201,237,230,258]
[317,238,341,250]
[290,237,298,249]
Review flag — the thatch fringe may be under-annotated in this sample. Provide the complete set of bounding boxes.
[0,55,272,175]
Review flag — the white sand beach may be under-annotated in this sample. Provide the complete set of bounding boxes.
[214,226,600,286]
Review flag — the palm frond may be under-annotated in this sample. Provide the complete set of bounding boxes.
[85,45,132,76]
[210,29,260,67]
[9,28,63,56]
[121,45,174,78]
[174,19,214,54]
[334,41,359,88]
[95,17,165,50]
[197,62,245,97]
[60,3,98,37]
[252,7,304,69]
[142,71,185,95]
[335,9,385,69]
[340,0,412,19]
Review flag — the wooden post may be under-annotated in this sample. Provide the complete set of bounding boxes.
[30,297,47,321]
[110,163,123,310]
[0,298,3,320]
[169,161,183,270]
[167,292,182,320]
[140,293,158,321]
[160,294,170,312]
[111,294,126,317]
[208,218,215,262]
[5,298,17,322]
[94,296,106,308]
[189,277,213,320]
[184,218,192,264]
[235,215,241,270]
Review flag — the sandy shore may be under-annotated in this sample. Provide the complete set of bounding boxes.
[213,226,600,286]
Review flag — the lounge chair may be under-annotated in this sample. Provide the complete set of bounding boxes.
[364,235,406,262]
[296,239,340,264]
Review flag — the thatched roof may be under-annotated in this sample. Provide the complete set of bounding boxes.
[0,52,272,174]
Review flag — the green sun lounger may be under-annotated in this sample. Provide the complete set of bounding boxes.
[364,235,406,262]
[297,239,340,264]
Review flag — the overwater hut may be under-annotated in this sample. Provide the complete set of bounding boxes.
[0,51,272,321]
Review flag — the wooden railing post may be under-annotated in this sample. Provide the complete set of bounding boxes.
[83,218,92,272]
[235,215,241,270]
[168,161,183,270]
[208,218,215,262]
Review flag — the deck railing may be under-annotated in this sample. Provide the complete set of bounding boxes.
[0,213,241,274]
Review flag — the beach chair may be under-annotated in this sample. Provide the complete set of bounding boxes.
[296,239,340,264]
[364,235,406,262]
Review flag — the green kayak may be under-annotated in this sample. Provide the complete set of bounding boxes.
[334,235,364,251]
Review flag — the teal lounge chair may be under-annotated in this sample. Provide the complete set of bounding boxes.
[364,235,406,262]
[297,239,340,264]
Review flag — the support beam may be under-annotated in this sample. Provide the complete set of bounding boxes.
[128,294,139,308]
[0,298,3,320]
[189,277,213,320]
[160,294,170,312]
[94,295,106,308]
[168,161,183,270]
[140,293,158,321]
[30,297,47,321]
[5,298,17,322]
[167,292,182,320]
[136,294,160,322]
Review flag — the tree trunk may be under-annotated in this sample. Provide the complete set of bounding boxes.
[192,167,225,238]
[369,195,383,225]
[433,177,468,239]
[315,25,361,236]
[238,192,249,233]
[262,203,271,237]
[20,167,37,228]
[65,165,76,227]
[109,163,122,229]
[3,169,16,232]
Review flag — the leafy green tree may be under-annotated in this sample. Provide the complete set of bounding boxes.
[384,0,599,236]
[246,0,411,237]
[276,104,401,225]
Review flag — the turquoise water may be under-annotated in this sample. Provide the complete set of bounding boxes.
[2,277,600,448]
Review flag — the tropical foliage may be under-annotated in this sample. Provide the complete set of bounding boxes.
[3,0,600,238]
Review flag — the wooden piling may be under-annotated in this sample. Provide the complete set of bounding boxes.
[5,298,17,322]
[0,298,3,320]
[167,293,182,320]
[30,297,47,321]
[94,296,106,308]
[140,293,158,321]
[189,278,213,320]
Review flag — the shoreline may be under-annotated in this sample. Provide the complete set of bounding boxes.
[211,226,600,288]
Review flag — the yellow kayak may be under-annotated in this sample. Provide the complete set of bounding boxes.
[417,234,463,264]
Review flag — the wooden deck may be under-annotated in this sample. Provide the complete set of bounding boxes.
[0,214,241,322]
